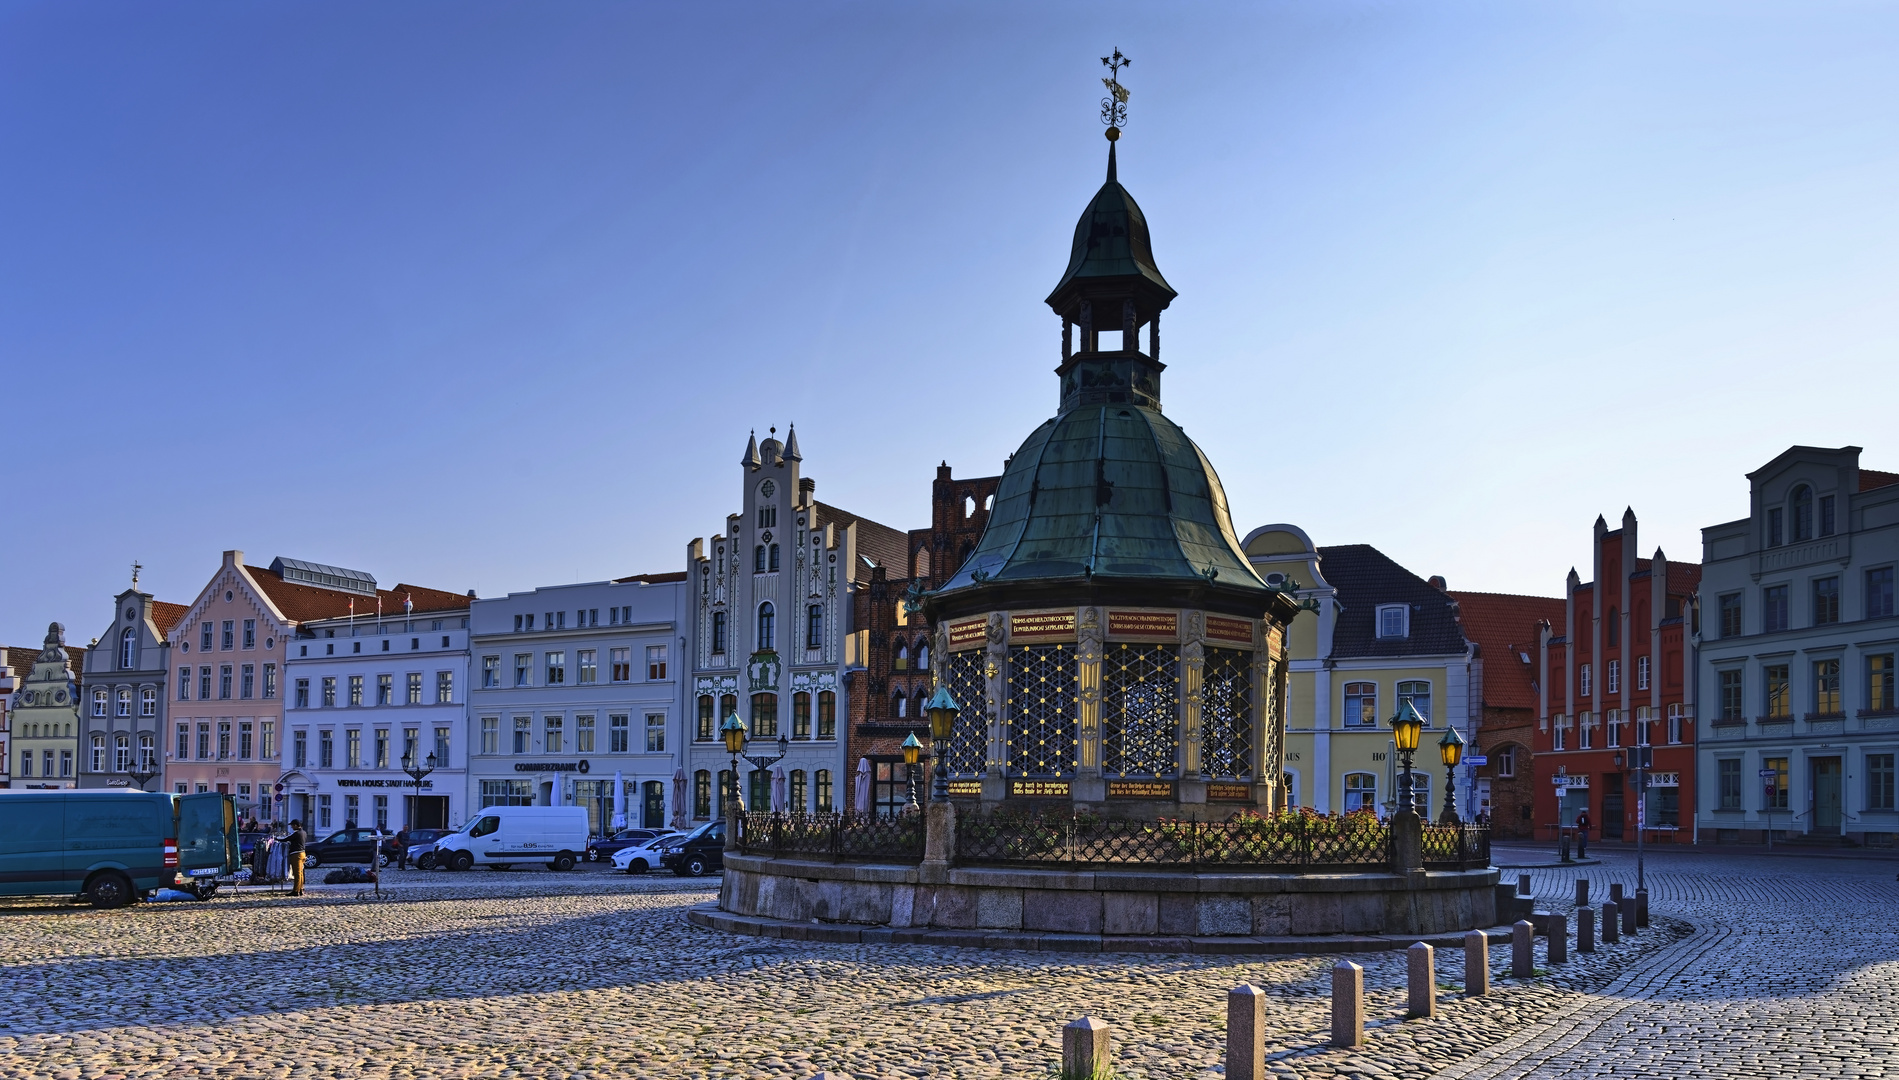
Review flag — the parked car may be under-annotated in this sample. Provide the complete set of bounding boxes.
[659,820,725,877]
[238,831,272,859]
[432,806,589,871]
[0,789,238,907]
[301,828,392,870]
[401,829,453,869]
[586,828,673,862]
[609,832,680,874]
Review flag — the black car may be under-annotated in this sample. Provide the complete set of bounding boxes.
[658,820,725,877]
[301,828,391,869]
[585,828,671,862]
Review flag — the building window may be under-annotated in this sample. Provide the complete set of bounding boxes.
[1719,593,1743,638]
[544,716,563,754]
[1606,660,1620,695]
[1342,772,1377,812]
[817,691,836,739]
[318,794,332,829]
[243,619,256,649]
[754,546,767,573]
[138,735,156,772]
[1814,659,1842,715]
[759,505,776,529]
[178,667,190,701]
[261,721,276,761]
[294,730,308,767]
[1719,670,1743,720]
[1767,506,1784,548]
[647,645,667,680]
[696,696,715,741]
[769,544,780,572]
[894,642,909,671]
[1764,585,1790,633]
[693,770,712,819]
[436,671,452,703]
[482,656,500,688]
[1764,756,1790,810]
[1376,605,1408,639]
[1765,665,1790,719]
[1814,577,1841,626]
[1579,664,1592,697]
[318,730,334,768]
[1869,568,1895,620]
[240,722,254,760]
[1820,494,1836,536]
[431,726,448,764]
[221,620,234,650]
[218,665,233,699]
[1397,680,1431,724]
[345,729,362,768]
[717,770,733,817]
[480,780,535,808]
[645,713,665,753]
[119,627,136,669]
[806,605,823,649]
[1870,753,1896,811]
[176,723,190,761]
[90,735,106,772]
[1717,759,1742,809]
[1667,703,1685,744]
[92,688,108,718]
[576,649,597,685]
[263,664,276,699]
[1870,654,1895,713]
[481,717,499,755]
[815,768,834,812]
[295,679,311,708]
[711,611,729,655]
[757,603,775,651]
[240,664,255,699]
[407,672,423,705]
[1343,682,1376,727]
[515,654,531,687]
[1636,655,1650,691]
[140,688,156,717]
[891,690,906,718]
[373,728,389,769]
[607,713,629,753]
[1578,714,1593,749]
[201,623,213,652]
[789,769,807,811]
[1496,744,1517,778]
[751,692,778,738]
[1791,485,1813,542]
[792,692,811,739]
[376,673,394,706]
[575,714,595,753]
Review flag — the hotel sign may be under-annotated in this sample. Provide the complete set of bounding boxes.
[947,619,987,650]
[336,778,435,789]
[1206,617,1255,645]
[1108,611,1177,638]
[1010,611,1076,642]
[1008,779,1072,798]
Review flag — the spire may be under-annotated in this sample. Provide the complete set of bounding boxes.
[783,424,802,462]
[1106,138,1117,184]
[741,430,760,469]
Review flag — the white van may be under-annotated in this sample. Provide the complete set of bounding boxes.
[433,806,590,872]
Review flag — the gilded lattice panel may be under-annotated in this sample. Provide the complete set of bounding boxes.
[1102,643,1179,777]
[944,649,988,777]
[1006,643,1077,777]
[1201,647,1254,780]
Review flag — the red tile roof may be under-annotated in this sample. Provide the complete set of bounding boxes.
[241,563,470,625]
[815,502,910,585]
[151,602,190,640]
[1861,469,1899,492]
[1449,591,1564,711]
[1,645,83,679]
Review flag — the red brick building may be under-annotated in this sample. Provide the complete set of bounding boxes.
[844,463,999,813]
[1450,590,1564,839]
[1535,510,1701,846]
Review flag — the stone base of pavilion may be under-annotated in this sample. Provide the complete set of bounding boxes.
[710,855,1501,948]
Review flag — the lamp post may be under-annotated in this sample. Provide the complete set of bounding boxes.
[1388,701,1424,818]
[741,732,792,812]
[719,712,748,815]
[1436,725,1465,824]
[127,763,160,793]
[901,733,922,813]
[403,752,437,832]
[924,685,961,801]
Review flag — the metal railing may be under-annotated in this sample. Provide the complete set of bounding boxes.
[1419,821,1491,871]
[736,811,925,862]
[954,812,1398,871]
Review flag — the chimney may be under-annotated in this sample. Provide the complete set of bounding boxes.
[799,477,816,506]
[1428,575,1447,591]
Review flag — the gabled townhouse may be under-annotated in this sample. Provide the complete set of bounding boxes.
[78,579,187,790]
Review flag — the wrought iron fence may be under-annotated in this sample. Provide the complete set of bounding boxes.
[737,811,925,862]
[1420,821,1491,871]
[954,812,1394,871]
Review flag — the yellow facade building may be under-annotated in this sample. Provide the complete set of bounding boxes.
[1242,526,1476,818]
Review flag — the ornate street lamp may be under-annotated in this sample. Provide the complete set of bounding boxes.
[1389,700,1425,817]
[1437,725,1465,824]
[403,752,437,832]
[719,712,748,814]
[127,763,160,793]
[924,685,961,801]
[901,733,923,813]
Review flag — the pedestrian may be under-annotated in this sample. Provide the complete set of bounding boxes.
[1574,808,1591,859]
[285,819,307,896]
[394,826,411,870]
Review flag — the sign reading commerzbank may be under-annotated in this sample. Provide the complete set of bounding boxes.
[513,760,591,773]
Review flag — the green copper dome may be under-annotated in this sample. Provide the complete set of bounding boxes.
[1045,146,1177,311]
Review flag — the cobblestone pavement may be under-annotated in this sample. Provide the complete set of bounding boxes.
[2,848,1895,1080]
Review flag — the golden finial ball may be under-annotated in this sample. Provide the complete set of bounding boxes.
[1105,127,1120,142]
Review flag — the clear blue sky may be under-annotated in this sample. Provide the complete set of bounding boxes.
[3,2,1896,647]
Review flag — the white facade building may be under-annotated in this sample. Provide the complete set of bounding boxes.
[466,573,688,834]
[280,589,474,833]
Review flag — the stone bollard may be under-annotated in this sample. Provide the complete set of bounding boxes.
[1547,912,1568,964]
[1602,901,1620,944]
[1622,896,1638,936]
[1331,961,1365,1047]
[1575,878,1590,907]
[1518,872,1532,896]
[1512,919,1535,978]
[1577,905,1596,952]
[1609,882,1624,906]
[1063,1017,1110,1080]
[1408,942,1436,1018]
[1226,984,1266,1080]
[1465,930,1490,996]
[1636,888,1650,928]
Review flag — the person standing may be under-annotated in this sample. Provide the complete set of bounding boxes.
[394,826,411,870]
[285,819,307,896]
[1573,808,1591,859]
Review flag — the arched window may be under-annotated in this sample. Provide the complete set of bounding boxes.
[114,734,131,772]
[1607,607,1620,647]
[817,690,836,739]
[789,769,808,812]
[1792,485,1814,542]
[768,544,780,572]
[693,770,712,819]
[1342,772,1377,813]
[792,692,811,738]
[805,605,823,649]
[751,692,778,738]
[757,603,775,651]
[916,642,930,671]
[116,689,132,717]
[90,735,106,773]
[892,691,907,718]
[914,690,928,718]
[754,546,767,573]
[894,641,909,670]
[696,695,715,741]
[91,688,108,718]
[815,769,834,812]
[119,627,136,669]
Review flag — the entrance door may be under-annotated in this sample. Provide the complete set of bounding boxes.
[1812,757,1843,835]
[643,782,664,828]
[405,795,449,830]
[1601,774,1625,839]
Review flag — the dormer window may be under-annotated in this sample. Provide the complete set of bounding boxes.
[1791,485,1814,542]
[1376,604,1408,639]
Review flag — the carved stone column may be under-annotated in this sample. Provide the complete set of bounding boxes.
[1179,610,1207,804]
[1074,607,1105,803]
[982,612,1009,804]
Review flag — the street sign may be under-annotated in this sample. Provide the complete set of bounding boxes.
[1466,755,1488,766]
[1758,769,1777,778]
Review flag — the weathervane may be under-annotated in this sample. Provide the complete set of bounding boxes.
[1100,48,1130,140]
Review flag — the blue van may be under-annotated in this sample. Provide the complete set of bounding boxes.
[0,790,239,908]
